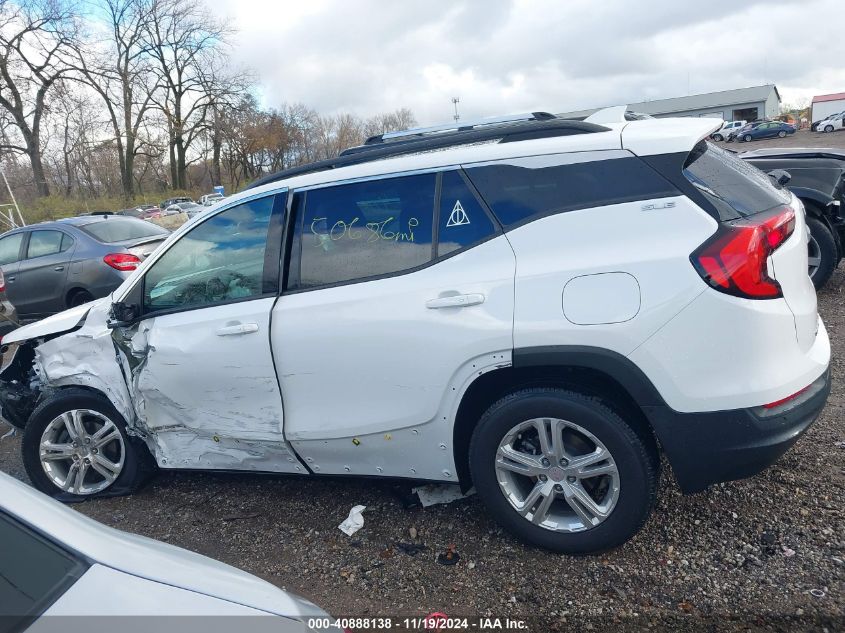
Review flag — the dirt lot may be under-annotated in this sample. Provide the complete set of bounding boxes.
[1,135,844,631]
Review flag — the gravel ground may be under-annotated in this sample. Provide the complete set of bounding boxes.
[1,155,844,631]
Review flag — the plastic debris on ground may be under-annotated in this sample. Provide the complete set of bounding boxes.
[338,505,367,536]
[412,484,475,507]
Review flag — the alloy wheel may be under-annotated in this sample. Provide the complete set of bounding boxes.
[494,417,620,532]
[39,409,125,495]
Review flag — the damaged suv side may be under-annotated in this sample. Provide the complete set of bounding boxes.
[0,112,831,554]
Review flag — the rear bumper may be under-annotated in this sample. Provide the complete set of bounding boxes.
[645,369,831,493]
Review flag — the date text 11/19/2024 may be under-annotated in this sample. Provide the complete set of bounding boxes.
[306,615,529,631]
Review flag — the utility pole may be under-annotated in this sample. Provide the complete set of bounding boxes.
[452,97,460,123]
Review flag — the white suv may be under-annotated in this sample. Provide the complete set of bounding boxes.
[0,112,830,554]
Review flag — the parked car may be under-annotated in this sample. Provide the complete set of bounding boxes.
[0,472,339,627]
[737,120,795,142]
[164,201,203,218]
[710,119,746,142]
[200,192,225,206]
[160,196,193,209]
[0,216,169,320]
[0,112,830,554]
[818,111,845,133]
[0,266,18,338]
[136,204,163,219]
[740,148,845,289]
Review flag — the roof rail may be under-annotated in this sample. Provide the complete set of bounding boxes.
[368,111,557,144]
[246,116,609,190]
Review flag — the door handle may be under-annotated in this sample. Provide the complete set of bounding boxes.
[426,293,485,309]
[7,276,14,282]
[215,323,259,336]
[54,266,64,271]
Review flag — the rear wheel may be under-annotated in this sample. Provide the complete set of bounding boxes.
[806,216,837,289]
[22,388,151,499]
[712,133,724,142]
[67,289,94,308]
[468,388,658,554]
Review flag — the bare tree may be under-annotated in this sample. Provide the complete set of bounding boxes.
[72,0,160,199]
[0,0,79,196]
[145,0,232,190]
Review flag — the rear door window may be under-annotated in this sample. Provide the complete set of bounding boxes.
[683,141,790,217]
[0,512,86,625]
[26,230,71,258]
[296,174,435,289]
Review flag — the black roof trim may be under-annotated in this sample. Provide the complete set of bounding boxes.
[246,118,609,190]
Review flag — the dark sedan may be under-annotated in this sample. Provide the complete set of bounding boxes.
[738,121,796,142]
[0,215,169,320]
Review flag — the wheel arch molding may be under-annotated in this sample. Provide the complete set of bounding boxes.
[452,345,664,490]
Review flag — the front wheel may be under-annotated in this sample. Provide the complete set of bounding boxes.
[806,216,837,289]
[712,133,724,142]
[22,388,151,499]
[824,125,834,133]
[743,134,752,142]
[468,388,658,554]
[778,130,786,138]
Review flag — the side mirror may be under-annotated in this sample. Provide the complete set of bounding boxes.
[108,301,139,328]
[768,169,791,186]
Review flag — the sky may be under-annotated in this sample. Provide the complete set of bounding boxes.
[203,0,843,125]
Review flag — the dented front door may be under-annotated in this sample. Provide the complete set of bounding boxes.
[121,191,306,473]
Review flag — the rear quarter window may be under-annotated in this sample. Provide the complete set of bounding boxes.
[683,141,790,217]
[79,219,169,243]
[464,156,678,228]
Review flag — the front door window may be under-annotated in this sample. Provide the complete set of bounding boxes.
[142,196,277,314]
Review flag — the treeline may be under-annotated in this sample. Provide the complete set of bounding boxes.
[0,0,415,213]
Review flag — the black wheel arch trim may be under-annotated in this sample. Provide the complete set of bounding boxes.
[512,345,668,408]
[510,346,830,494]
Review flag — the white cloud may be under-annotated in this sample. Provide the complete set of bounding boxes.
[203,0,845,123]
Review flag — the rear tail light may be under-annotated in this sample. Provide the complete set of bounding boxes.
[0,267,5,292]
[104,253,142,271]
[691,204,795,299]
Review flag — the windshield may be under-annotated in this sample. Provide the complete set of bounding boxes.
[79,218,169,243]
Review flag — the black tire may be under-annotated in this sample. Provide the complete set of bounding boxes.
[712,134,723,142]
[67,290,94,308]
[743,134,752,142]
[824,125,834,133]
[806,216,837,289]
[778,130,786,138]
[468,388,658,554]
[22,388,152,499]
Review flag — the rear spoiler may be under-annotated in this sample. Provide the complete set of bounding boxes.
[620,117,723,157]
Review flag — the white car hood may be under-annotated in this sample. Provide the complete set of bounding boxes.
[2,296,112,344]
[0,473,323,618]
